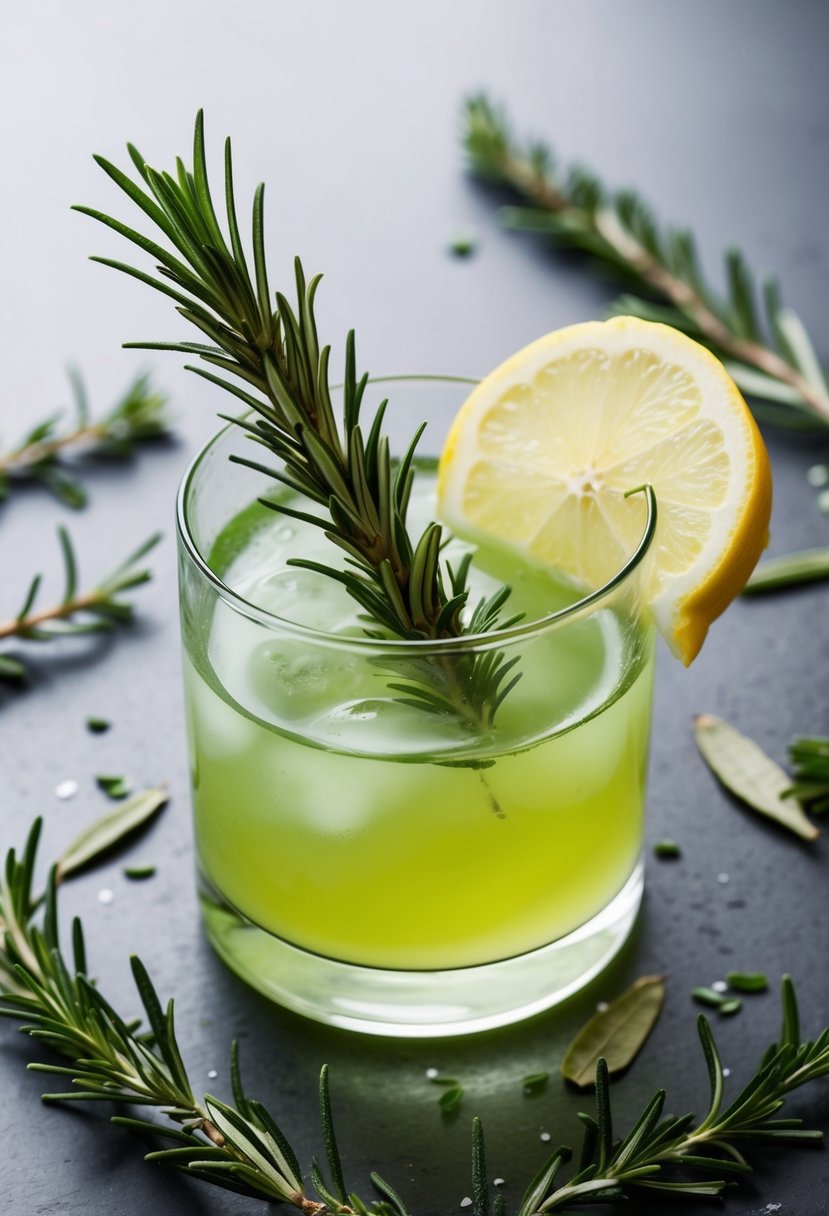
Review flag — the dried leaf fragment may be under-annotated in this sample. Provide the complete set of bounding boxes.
[694,714,819,842]
[56,787,168,881]
[561,975,665,1089]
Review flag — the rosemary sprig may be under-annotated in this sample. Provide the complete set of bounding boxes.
[462,94,829,427]
[0,370,170,508]
[786,736,829,813]
[3,810,829,1213]
[0,528,160,683]
[73,112,521,728]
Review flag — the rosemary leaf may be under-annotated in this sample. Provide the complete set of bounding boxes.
[744,546,829,594]
[561,976,665,1088]
[694,714,819,841]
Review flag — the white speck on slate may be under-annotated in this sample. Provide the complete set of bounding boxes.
[819,488,829,515]
[97,888,114,906]
[762,1205,782,1214]
[712,980,728,992]
[723,1067,731,1077]
[426,1067,439,1079]
[460,1198,472,1208]
[207,1069,218,1079]
[807,464,829,488]
[55,779,79,800]
[596,1001,609,1012]
[540,1132,551,1142]
[717,872,730,884]
[493,1178,505,1187]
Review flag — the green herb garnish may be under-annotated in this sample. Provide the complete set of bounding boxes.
[462,94,829,428]
[0,529,160,685]
[86,716,111,733]
[75,112,523,728]
[653,840,681,859]
[0,370,169,509]
[522,1072,549,1093]
[2,811,829,1211]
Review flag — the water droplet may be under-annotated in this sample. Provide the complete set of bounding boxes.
[807,464,829,487]
[712,980,728,993]
[426,1067,439,1079]
[55,779,78,800]
[207,1069,218,1079]
[596,1000,609,1012]
[493,1178,505,1187]
[717,872,730,884]
[97,888,114,906]
[540,1131,551,1142]
[460,1198,472,1209]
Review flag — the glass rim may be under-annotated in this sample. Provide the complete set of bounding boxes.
[176,375,658,655]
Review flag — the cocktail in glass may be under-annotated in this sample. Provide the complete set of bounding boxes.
[177,378,656,1036]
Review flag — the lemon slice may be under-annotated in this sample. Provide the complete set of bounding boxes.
[438,317,772,664]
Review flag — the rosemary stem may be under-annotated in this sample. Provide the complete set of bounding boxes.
[492,143,829,422]
[594,210,829,420]
[0,594,103,641]
[0,424,107,474]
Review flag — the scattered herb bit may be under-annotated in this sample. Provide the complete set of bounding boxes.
[561,974,665,1088]
[438,1086,464,1114]
[653,839,681,858]
[448,230,477,256]
[123,864,156,881]
[744,545,829,594]
[86,716,111,733]
[96,774,132,800]
[2,812,829,1210]
[0,370,170,509]
[0,655,26,682]
[56,786,168,881]
[522,1072,549,1093]
[693,987,730,1009]
[719,1000,743,1017]
[694,714,819,841]
[726,972,769,993]
[428,1074,460,1087]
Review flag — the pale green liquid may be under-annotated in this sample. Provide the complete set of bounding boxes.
[185,471,653,970]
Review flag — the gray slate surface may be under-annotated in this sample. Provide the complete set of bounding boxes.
[1,3,828,1214]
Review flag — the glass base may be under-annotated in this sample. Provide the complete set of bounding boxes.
[199,861,643,1037]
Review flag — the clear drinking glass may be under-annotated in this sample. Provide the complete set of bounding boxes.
[177,377,656,1037]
